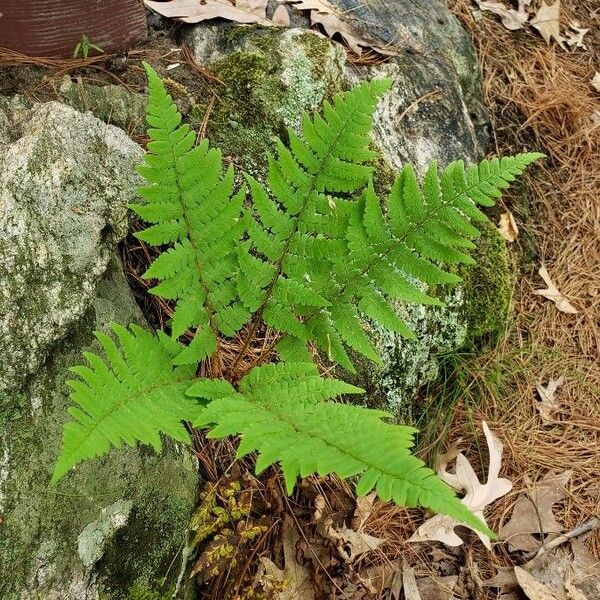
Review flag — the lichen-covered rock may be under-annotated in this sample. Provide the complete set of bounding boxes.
[183,4,510,415]
[0,101,197,599]
[0,99,140,391]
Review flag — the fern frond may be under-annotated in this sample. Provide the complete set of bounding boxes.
[51,324,201,485]
[189,363,494,538]
[235,80,393,366]
[236,73,542,372]
[132,63,250,363]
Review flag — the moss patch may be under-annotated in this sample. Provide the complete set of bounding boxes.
[460,220,513,343]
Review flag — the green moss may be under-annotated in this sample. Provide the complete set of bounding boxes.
[189,29,344,178]
[460,220,513,342]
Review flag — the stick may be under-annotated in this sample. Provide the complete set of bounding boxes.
[526,517,600,559]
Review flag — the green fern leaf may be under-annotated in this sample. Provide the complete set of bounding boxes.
[134,62,249,363]
[51,324,200,485]
[189,363,495,538]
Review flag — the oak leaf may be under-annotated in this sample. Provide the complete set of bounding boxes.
[144,0,272,24]
[258,520,315,599]
[535,376,564,423]
[531,0,566,48]
[475,0,531,31]
[283,0,397,56]
[533,265,578,314]
[499,470,571,552]
[408,422,512,549]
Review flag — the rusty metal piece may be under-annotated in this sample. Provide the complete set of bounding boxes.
[0,0,148,58]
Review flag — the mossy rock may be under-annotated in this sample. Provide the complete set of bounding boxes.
[0,259,198,600]
[184,26,346,176]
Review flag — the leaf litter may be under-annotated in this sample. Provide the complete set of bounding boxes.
[143,0,397,56]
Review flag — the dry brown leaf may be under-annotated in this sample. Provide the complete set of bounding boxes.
[570,540,600,598]
[323,516,384,562]
[236,0,268,17]
[409,421,512,549]
[475,0,531,31]
[565,23,589,50]
[535,376,565,423]
[499,470,571,552]
[515,566,559,600]
[283,0,397,56]
[258,520,315,600]
[531,0,566,48]
[592,72,600,92]
[144,0,272,24]
[484,566,520,593]
[351,492,376,531]
[272,4,291,25]
[498,211,519,242]
[534,265,578,314]
[417,575,459,600]
[402,560,423,600]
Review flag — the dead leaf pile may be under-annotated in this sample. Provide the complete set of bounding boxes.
[144,0,396,56]
[409,421,512,549]
[534,264,578,314]
[473,0,590,50]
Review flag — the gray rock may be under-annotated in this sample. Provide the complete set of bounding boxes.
[183,5,510,416]
[0,101,197,599]
[0,100,140,391]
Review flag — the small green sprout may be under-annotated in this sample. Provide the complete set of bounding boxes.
[73,34,104,60]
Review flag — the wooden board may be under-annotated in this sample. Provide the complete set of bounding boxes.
[0,0,148,57]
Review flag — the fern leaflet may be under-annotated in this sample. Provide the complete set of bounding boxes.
[51,324,201,484]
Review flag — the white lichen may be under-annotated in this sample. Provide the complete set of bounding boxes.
[77,499,133,569]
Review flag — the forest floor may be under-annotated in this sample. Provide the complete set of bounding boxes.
[0,1,598,598]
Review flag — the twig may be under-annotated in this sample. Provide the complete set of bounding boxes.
[526,517,600,559]
[398,89,442,122]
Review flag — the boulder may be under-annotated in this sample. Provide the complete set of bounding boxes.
[183,1,511,415]
[0,100,197,599]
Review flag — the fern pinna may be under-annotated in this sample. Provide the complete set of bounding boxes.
[52,62,542,536]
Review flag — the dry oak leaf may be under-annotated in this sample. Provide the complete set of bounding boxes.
[498,211,519,242]
[592,72,600,92]
[409,421,512,549]
[531,0,566,48]
[535,376,565,423]
[282,0,397,56]
[534,265,578,314]
[565,22,589,50]
[351,492,376,531]
[499,470,572,552]
[258,520,315,600]
[475,0,531,31]
[144,0,272,24]
[514,566,559,600]
[323,515,384,563]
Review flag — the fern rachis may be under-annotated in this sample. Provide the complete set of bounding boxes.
[52,62,543,538]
